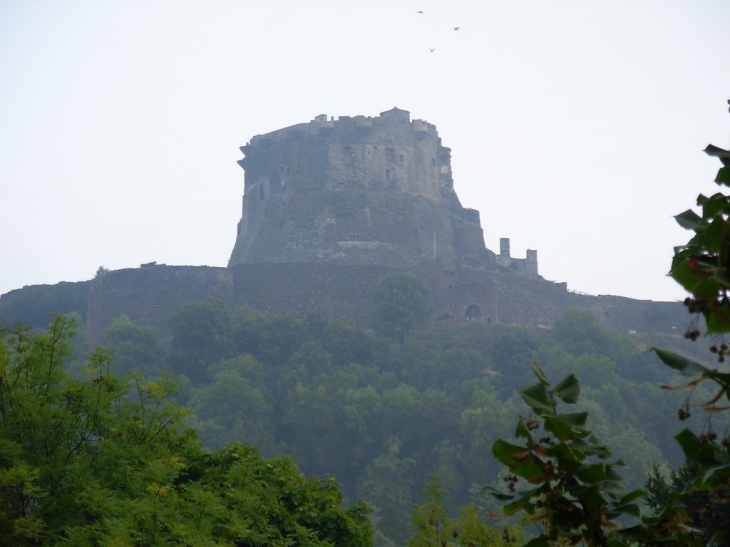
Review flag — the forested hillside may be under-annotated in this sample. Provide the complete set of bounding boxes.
[93,291,714,546]
[0,316,372,547]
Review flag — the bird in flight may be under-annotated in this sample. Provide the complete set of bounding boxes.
[429,48,435,53]
[454,27,460,31]
[416,10,424,14]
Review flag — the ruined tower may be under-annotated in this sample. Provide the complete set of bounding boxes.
[228,108,499,270]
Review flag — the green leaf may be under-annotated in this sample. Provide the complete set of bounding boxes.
[546,441,583,471]
[715,167,730,186]
[711,269,730,286]
[612,503,640,517]
[543,416,575,441]
[704,216,727,252]
[575,463,606,484]
[618,488,647,505]
[560,412,589,432]
[515,418,532,440]
[602,479,627,500]
[520,383,556,416]
[707,312,730,335]
[702,464,730,490]
[576,433,612,459]
[705,143,730,167]
[503,498,531,515]
[514,464,546,483]
[651,348,710,377]
[492,439,532,467]
[674,209,706,231]
[603,466,626,488]
[674,429,722,467]
[699,192,730,218]
[669,258,705,293]
[553,374,580,404]
[695,277,724,301]
[480,484,514,501]
[717,166,730,186]
[529,361,550,386]
[576,483,606,508]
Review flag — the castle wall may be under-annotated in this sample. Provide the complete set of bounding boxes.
[229,108,493,271]
[2,264,688,346]
[85,266,233,344]
[0,280,90,329]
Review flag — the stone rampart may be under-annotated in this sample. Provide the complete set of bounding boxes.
[85,266,233,344]
[2,264,687,344]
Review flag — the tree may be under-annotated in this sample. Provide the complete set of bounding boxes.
[102,313,167,375]
[485,363,699,547]
[409,477,522,547]
[359,437,416,545]
[167,298,236,384]
[0,315,373,546]
[485,123,730,546]
[646,461,730,545]
[188,355,275,452]
[370,272,431,342]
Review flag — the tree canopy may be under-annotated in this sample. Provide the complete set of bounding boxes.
[370,273,431,342]
[0,315,372,547]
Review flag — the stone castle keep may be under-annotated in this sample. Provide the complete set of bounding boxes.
[0,109,686,342]
[229,107,535,274]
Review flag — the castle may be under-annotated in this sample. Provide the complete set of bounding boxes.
[0,109,686,342]
[229,107,534,275]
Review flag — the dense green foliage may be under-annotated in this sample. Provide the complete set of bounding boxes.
[408,478,523,547]
[370,273,431,342]
[646,460,730,545]
[0,316,372,546]
[487,364,701,547]
[484,126,730,546]
[99,298,707,545]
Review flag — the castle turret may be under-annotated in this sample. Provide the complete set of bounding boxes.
[228,108,495,269]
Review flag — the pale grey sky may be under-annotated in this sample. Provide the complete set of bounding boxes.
[1,1,729,302]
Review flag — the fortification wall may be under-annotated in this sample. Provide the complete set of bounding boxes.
[85,266,233,344]
[0,280,90,329]
[229,108,494,270]
[229,263,686,335]
[2,264,687,345]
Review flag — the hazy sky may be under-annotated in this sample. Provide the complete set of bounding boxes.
[1,1,729,302]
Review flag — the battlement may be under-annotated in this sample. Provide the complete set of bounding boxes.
[245,108,439,150]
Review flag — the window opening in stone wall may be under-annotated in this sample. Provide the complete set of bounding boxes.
[385,169,391,182]
[465,304,482,322]
[432,158,436,166]
[386,147,396,162]
[279,163,285,174]
[399,154,404,163]
[343,147,352,165]
[259,184,265,201]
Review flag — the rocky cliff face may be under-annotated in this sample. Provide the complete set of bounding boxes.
[228,108,498,271]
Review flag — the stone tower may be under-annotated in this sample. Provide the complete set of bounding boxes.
[229,108,501,270]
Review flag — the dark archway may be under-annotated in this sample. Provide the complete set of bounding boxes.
[465,304,482,322]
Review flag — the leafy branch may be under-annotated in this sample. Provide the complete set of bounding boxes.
[487,363,701,547]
